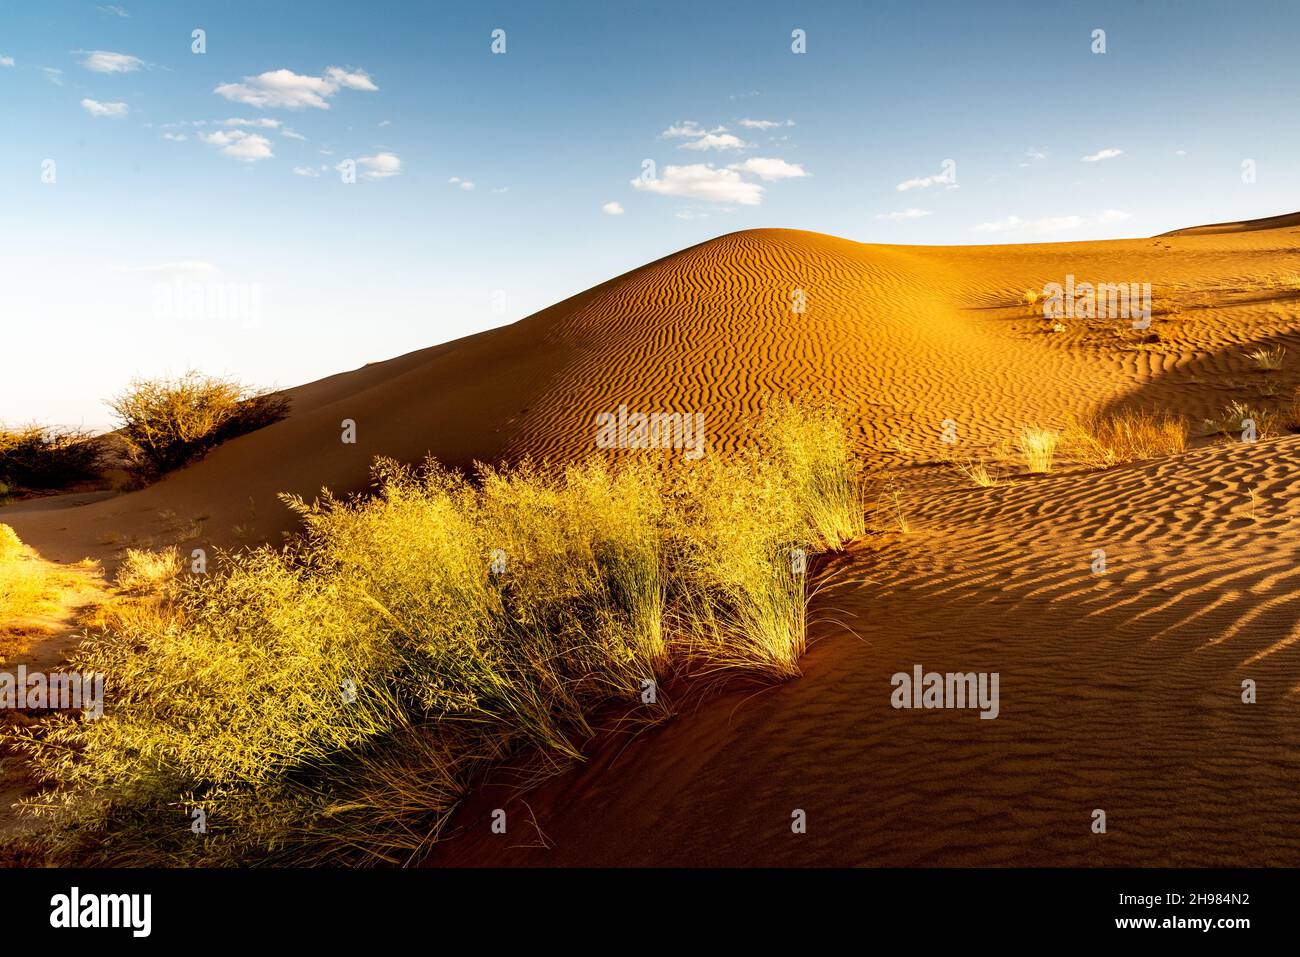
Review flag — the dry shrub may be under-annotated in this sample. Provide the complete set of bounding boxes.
[0,426,104,492]
[1061,410,1188,469]
[109,372,290,482]
[1204,400,1283,440]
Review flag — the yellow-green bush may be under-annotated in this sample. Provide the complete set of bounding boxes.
[8,400,866,865]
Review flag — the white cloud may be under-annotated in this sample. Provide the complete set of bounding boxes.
[1025,147,1048,161]
[661,121,704,138]
[199,129,274,161]
[896,170,956,191]
[378,119,391,127]
[876,208,931,222]
[448,175,474,190]
[737,118,793,129]
[631,164,764,205]
[727,157,807,181]
[356,152,401,178]
[162,132,186,141]
[602,201,624,216]
[281,128,306,140]
[97,5,130,17]
[214,66,378,110]
[81,98,128,118]
[292,166,319,177]
[972,211,1131,235]
[43,67,63,85]
[1174,149,1187,156]
[0,56,14,67]
[81,50,143,73]
[324,66,378,91]
[680,132,747,151]
[1081,147,1124,163]
[221,117,281,128]
[490,186,509,194]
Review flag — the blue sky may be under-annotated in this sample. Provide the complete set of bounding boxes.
[3,0,1299,428]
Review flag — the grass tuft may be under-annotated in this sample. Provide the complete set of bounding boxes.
[6,400,868,865]
[1015,426,1059,474]
[1061,410,1188,469]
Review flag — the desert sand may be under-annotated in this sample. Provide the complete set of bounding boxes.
[4,215,1300,864]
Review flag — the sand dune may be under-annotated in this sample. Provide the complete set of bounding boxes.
[5,217,1300,865]
[1160,209,1300,236]
[7,221,1300,568]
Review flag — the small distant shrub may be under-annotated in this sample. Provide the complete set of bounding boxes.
[1204,400,1282,439]
[0,426,104,491]
[1016,426,1059,473]
[1245,345,1286,371]
[953,457,1002,487]
[1061,410,1188,469]
[108,372,290,482]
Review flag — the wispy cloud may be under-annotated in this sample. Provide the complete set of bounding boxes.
[42,67,63,85]
[199,129,274,161]
[80,50,144,73]
[0,55,14,67]
[449,175,474,190]
[631,164,764,205]
[679,132,747,151]
[727,157,807,181]
[736,118,793,130]
[80,98,128,118]
[896,168,956,191]
[973,210,1131,234]
[1081,147,1124,163]
[876,208,931,222]
[355,152,401,178]
[162,132,186,141]
[292,166,320,177]
[215,66,377,110]
[97,4,130,17]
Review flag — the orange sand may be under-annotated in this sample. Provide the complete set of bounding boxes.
[5,215,1300,864]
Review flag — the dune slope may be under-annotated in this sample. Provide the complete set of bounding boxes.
[5,220,1300,865]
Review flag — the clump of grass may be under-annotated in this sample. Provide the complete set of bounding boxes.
[1245,345,1286,371]
[114,547,185,594]
[1015,426,1059,473]
[952,456,1002,487]
[0,426,104,492]
[109,371,290,483]
[0,524,53,621]
[1204,400,1283,440]
[7,401,867,866]
[1061,410,1188,469]
[755,397,865,550]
